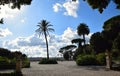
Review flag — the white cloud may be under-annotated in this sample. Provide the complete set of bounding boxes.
[0,4,23,19]
[53,3,62,12]
[63,0,79,17]
[21,19,25,23]
[0,28,12,37]
[2,27,91,57]
[53,0,79,18]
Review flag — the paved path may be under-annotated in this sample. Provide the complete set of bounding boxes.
[22,61,120,76]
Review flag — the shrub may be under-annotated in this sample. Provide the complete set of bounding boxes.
[76,55,99,66]
[39,58,58,64]
[22,59,30,68]
[0,56,15,69]
[112,49,120,59]
[96,53,106,65]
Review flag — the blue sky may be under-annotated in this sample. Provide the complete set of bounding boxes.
[0,0,120,57]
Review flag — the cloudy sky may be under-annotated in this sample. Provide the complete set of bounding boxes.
[0,0,120,57]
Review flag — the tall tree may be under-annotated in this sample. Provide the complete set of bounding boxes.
[77,23,90,45]
[36,20,54,59]
[90,32,107,54]
[101,15,120,69]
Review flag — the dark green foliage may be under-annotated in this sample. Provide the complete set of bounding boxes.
[22,58,30,68]
[73,47,83,60]
[113,34,120,50]
[0,48,30,69]
[113,0,120,9]
[60,45,77,52]
[85,0,120,13]
[0,0,32,9]
[76,54,99,66]
[71,38,84,48]
[73,0,120,11]
[39,58,58,64]
[0,56,15,69]
[102,15,120,51]
[0,48,14,59]
[87,0,110,13]
[82,44,92,54]
[112,49,120,58]
[63,51,72,60]
[59,45,76,60]
[90,32,107,53]
[96,53,106,65]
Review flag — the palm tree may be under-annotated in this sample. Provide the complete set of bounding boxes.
[36,20,54,59]
[77,23,90,45]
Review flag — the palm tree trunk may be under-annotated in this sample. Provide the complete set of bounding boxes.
[83,34,85,45]
[78,42,81,48]
[44,32,49,60]
[83,34,86,54]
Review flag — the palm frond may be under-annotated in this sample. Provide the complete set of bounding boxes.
[47,24,53,27]
[35,20,54,37]
[47,28,54,32]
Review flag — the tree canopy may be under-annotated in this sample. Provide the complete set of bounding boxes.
[71,38,84,47]
[90,32,107,53]
[77,23,90,45]
[0,0,32,9]
[72,0,120,13]
[59,45,77,53]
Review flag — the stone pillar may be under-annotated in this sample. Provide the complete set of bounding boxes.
[105,50,112,70]
[16,57,22,73]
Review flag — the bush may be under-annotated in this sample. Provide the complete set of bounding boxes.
[76,55,99,66]
[0,56,30,69]
[96,53,106,65]
[39,58,58,64]
[112,49,120,59]
[22,59,30,68]
[0,56,15,69]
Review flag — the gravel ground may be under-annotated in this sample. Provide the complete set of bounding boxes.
[22,61,120,76]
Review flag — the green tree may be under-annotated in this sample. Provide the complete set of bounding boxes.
[36,20,54,60]
[77,23,90,45]
[90,32,107,54]
[102,15,120,50]
[71,38,84,48]
[113,33,120,50]
[59,45,77,54]
[72,0,120,13]
[101,15,120,69]
[0,0,32,9]
[59,45,77,60]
